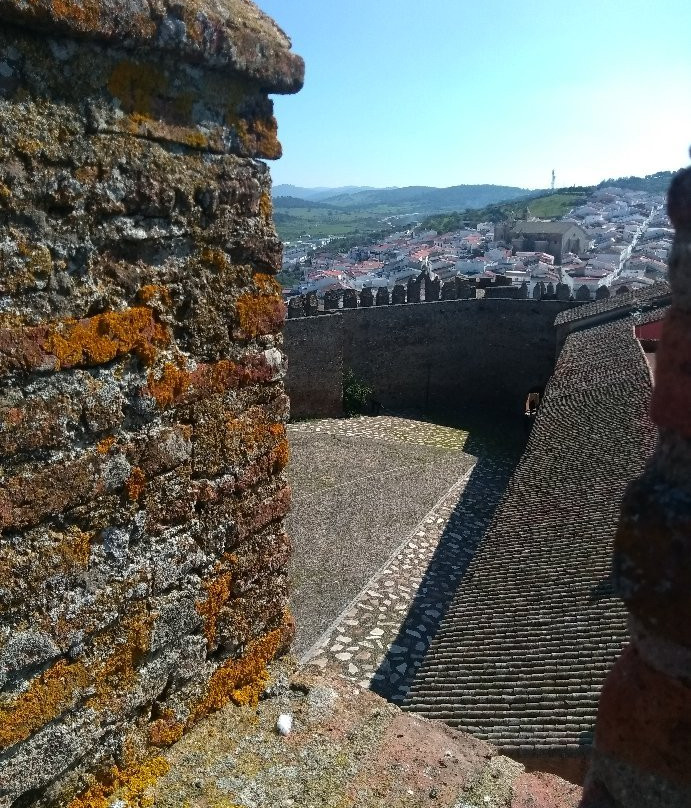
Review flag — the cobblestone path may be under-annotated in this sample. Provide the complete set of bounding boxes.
[288,414,522,704]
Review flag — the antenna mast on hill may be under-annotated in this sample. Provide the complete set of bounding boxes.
[551,169,556,193]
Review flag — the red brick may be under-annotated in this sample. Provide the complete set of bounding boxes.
[650,308,691,439]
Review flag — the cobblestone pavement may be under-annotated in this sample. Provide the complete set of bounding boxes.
[289,414,523,704]
[287,416,477,656]
[288,415,471,450]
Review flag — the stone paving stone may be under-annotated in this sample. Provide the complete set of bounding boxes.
[295,415,521,704]
[287,416,480,656]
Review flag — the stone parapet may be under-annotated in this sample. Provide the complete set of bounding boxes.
[0,2,301,805]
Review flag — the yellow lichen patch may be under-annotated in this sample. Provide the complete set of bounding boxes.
[107,60,169,119]
[148,709,185,748]
[17,240,52,274]
[224,417,285,465]
[235,293,285,339]
[125,467,147,501]
[188,628,282,726]
[67,756,170,808]
[42,307,169,369]
[0,659,89,749]
[259,192,272,221]
[196,570,233,648]
[201,247,232,272]
[60,526,93,567]
[145,362,192,408]
[0,182,11,203]
[86,608,153,713]
[15,138,42,156]
[236,117,282,160]
[253,272,281,295]
[183,129,210,150]
[0,235,53,294]
[74,165,98,184]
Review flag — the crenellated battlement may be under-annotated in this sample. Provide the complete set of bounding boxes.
[286,276,641,319]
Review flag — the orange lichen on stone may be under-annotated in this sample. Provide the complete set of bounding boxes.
[86,607,153,713]
[253,271,281,295]
[50,0,102,31]
[269,438,291,472]
[200,247,232,271]
[0,658,89,749]
[224,416,285,465]
[125,467,147,501]
[145,362,192,408]
[235,293,285,339]
[259,192,272,221]
[60,526,93,567]
[67,756,170,808]
[137,284,172,308]
[97,436,116,454]
[188,628,282,725]
[145,356,273,409]
[196,569,233,648]
[148,709,185,748]
[42,307,169,369]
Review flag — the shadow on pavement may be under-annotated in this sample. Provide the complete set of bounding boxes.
[369,412,525,704]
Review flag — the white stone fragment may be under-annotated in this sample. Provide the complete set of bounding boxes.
[276,713,293,736]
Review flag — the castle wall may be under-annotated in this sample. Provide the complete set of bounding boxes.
[285,299,574,418]
[284,315,343,418]
[0,4,303,806]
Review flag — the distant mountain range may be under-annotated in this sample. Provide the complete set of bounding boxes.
[272,170,680,243]
[273,184,531,215]
[272,185,378,202]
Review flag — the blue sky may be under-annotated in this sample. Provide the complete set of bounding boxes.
[259,0,691,190]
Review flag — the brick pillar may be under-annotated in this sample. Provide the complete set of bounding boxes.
[0,2,302,805]
[580,166,691,807]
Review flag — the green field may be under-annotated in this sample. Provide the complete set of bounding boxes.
[274,206,392,242]
[422,189,591,233]
[520,192,589,218]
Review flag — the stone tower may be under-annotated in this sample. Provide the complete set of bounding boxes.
[0,2,303,804]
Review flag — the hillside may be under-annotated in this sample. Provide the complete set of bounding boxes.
[273,184,533,241]
[273,184,377,201]
[273,195,340,210]
[422,189,591,233]
[320,183,529,213]
[597,170,677,194]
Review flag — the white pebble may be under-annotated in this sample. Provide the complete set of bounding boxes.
[276,713,293,736]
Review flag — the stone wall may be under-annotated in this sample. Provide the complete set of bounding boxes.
[580,167,691,807]
[284,316,343,419]
[285,299,575,419]
[0,2,303,805]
